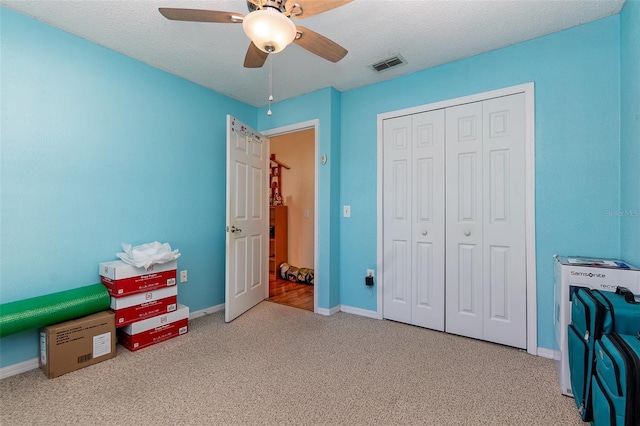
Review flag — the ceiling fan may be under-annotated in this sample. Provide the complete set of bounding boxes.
[159,0,353,68]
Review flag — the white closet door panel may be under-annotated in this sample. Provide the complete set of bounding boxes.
[457,153,478,222]
[416,158,434,222]
[390,238,410,312]
[489,150,509,221]
[392,160,409,220]
[482,94,526,349]
[445,102,484,339]
[446,241,483,338]
[383,116,412,323]
[458,243,478,314]
[412,110,445,330]
[487,245,508,317]
[415,241,434,304]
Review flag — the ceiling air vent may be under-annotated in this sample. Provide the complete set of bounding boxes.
[370,55,407,73]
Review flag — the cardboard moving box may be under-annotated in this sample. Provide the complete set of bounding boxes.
[39,310,116,378]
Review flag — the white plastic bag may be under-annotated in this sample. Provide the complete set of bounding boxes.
[117,241,181,269]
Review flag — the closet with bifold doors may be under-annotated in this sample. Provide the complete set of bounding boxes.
[382,93,527,349]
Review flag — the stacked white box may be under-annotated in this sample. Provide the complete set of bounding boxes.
[99,260,177,297]
[117,304,189,351]
[109,286,178,327]
[99,258,188,351]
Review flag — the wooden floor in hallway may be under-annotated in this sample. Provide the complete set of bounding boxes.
[268,274,314,311]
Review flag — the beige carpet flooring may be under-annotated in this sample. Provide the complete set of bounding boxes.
[1,301,583,425]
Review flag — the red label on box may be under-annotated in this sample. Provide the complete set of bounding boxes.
[112,296,178,328]
[117,318,188,351]
[101,270,177,297]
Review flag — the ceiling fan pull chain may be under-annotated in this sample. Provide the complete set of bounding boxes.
[267,56,273,116]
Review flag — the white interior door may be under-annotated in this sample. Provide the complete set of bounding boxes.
[225,115,269,322]
[481,94,526,348]
[445,101,484,340]
[383,110,445,330]
[383,115,412,324]
[445,95,527,349]
[412,110,446,330]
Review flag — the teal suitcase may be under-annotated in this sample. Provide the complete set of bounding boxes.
[568,287,640,421]
[592,333,640,426]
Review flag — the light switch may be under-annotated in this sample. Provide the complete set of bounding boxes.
[343,205,351,218]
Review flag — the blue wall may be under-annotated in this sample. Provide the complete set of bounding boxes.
[0,8,255,367]
[620,0,640,261]
[0,4,634,369]
[339,16,623,350]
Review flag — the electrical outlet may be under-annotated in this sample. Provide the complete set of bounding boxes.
[365,269,375,287]
[180,270,188,283]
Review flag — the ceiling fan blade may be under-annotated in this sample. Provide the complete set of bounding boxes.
[294,26,347,63]
[244,42,269,68]
[158,8,244,24]
[287,0,353,18]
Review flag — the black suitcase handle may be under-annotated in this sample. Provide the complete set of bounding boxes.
[616,286,640,304]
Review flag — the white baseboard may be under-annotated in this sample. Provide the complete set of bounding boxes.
[537,347,559,360]
[189,303,224,319]
[0,357,39,380]
[316,306,340,316]
[339,305,379,319]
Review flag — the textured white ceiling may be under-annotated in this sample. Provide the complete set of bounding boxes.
[1,0,625,107]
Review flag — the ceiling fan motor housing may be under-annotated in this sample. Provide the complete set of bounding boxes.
[246,0,288,13]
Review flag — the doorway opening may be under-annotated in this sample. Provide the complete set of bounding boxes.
[266,127,316,312]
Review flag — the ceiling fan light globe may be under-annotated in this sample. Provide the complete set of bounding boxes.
[242,8,296,54]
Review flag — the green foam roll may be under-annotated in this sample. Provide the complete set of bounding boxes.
[0,283,110,338]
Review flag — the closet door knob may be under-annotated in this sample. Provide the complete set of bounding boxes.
[422,230,428,236]
[464,230,471,237]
